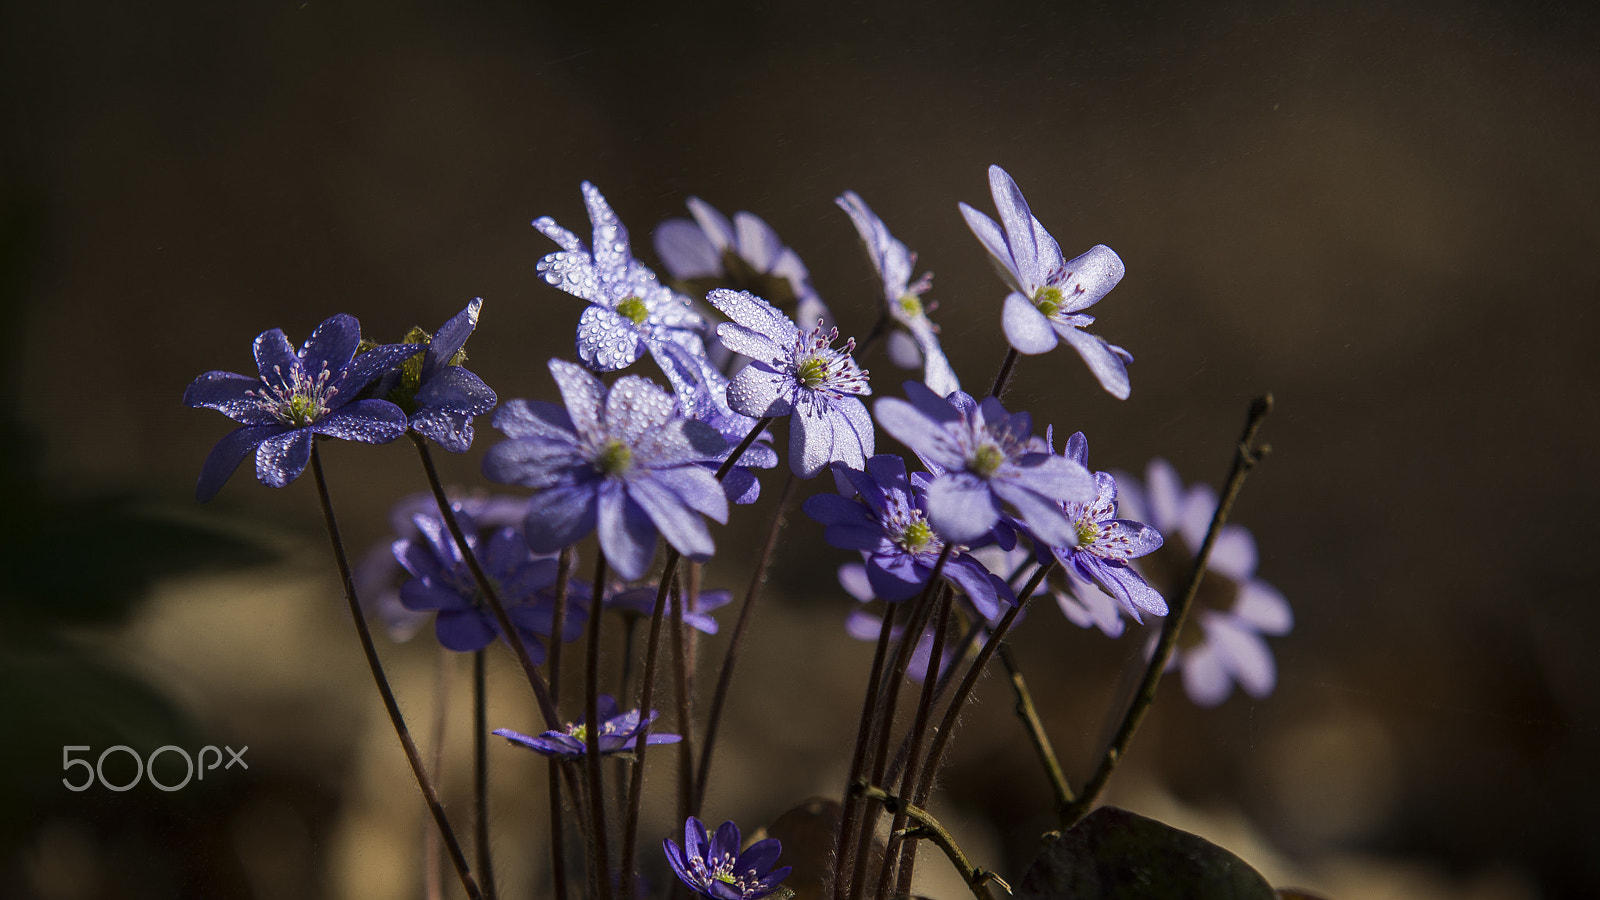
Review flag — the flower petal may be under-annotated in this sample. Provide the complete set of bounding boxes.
[1003,292,1059,355]
[726,362,795,418]
[575,305,646,372]
[1057,325,1133,400]
[653,218,721,279]
[300,313,362,373]
[196,424,285,502]
[925,472,1001,544]
[596,485,658,580]
[425,298,481,375]
[523,484,598,554]
[312,400,408,443]
[255,429,314,488]
[183,371,279,424]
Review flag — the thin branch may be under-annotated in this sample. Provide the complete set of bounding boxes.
[1063,393,1274,825]
[309,445,484,900]
[693,471,799,814]
[854,784,1004,900]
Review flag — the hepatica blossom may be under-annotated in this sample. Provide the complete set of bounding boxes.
[1119,458,1293,706]
[804,455,1013,619]
[535,182,715,379]
[707,288,873,478]
[1048,431,1166,622]
[960,164,1134,399]
[874,383,1092,547]
[494,694,679,758]
[392,504,586,655]
[665,816,791,900]
[372,298,498,452]
[184,313,421,502]
[482,359,729,581]
[836,190,960,397]
[654,196,833,332]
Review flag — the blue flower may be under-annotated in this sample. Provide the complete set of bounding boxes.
[651,335,779,505]
[959,165,1133,399]
[707,288,874,478]
[183,313,421,501]
[664,816,791,900]
[1048,432,1166,622]
[535,182,714,376]
[481,359,729,581]
[803,455,1014,619]
[606,585,732,635]
[373,298,498,452]
[356,492,532,642]
[393,505,585,654]
[873,383,1093,547]
[836,190,960,397]
[1118,458,1293,706]
[494,694,680,758]
[654,196,833,332]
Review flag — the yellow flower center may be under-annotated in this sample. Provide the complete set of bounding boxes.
[596,440,633,476]
[616,296,650,325]
[1033,285,1064,318]
[969,442,1005,478]
[897,293,925,318]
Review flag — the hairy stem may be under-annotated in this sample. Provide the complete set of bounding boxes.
[833,602,899,900]
[584,551,613,900]
[855,784,1003,900]
[309,445,483,900]
[1063,393,1273,825]
[474,649,497,900]
[693,471,799,814]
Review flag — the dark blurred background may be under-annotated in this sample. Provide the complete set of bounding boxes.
[3,1,1596,897]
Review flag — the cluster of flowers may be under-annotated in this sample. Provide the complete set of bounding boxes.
[185,164,1290,898]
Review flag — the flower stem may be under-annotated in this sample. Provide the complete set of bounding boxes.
[474,649,497,900]
[713,416,775,481]
[852,545,953,900]
[909,562,1058,848]
[1062,393,1274,826]
[692,470,799,814]
[308,444,484,900]
[833,601,899,900]
[410,436,588,892]
[548,547,574,900]
[854,783,1003,900]
[988,348,1020,399]
[999,641,1074,811]
[585,551,613,900]
[671,566,695,826]
[883,584,956,900]
[617,548,682,900]
[410,435,562,729]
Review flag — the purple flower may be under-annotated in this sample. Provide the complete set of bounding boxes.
[652,336,779,505]
[873,383,1093,547]
[494,695,680,758]
[959,165,1133,399]
[840,562,1010,686]
[481,359,729,581]
[535,182,715,377]
[804,455,1014,619]
[184,313,421,502]
[1118,459,1293,707]
[356,492,531,642]
[606,585,732,635]
[836,190,960,397]
[654,197,833,332]
[664,816,791,900]
[1048,432,1166,622]
[373,298,498,452]
[707,288,874,478]
[393,505,585,654]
